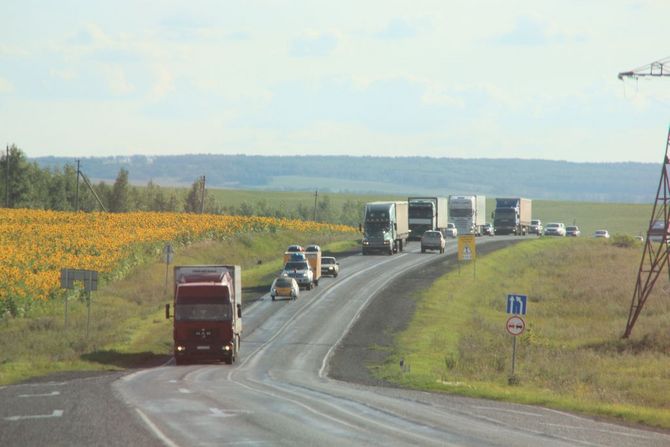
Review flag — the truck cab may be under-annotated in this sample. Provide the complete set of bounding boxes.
[167,266,242,365]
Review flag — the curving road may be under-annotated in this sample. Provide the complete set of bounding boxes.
[1,238,668,446]
[114,238,670,446]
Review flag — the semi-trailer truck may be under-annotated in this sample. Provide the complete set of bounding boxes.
[448,195,486,236]
[407,197,449,240]
[361,201,410,255]
[493,198,532,235]
[166,265,242,365]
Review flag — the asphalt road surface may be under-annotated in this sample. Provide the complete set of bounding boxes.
[2,237,669,446]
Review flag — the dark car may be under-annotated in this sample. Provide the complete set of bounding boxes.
[566,226,581,237]
[286,245,304,253]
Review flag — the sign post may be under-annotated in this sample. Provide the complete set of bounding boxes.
[60,269,98,334]
[164,244,174,295]
[505,293,528,381]
[457,235,477,278]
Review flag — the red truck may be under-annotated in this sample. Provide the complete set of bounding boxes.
[165,265,242,365]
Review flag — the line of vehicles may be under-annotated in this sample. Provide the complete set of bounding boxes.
[163,244,342,366]
[360,196,535,255]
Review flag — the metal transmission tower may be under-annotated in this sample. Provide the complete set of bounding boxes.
[618,56,670,80]
[618,59,670,338]
[622,129,670,338]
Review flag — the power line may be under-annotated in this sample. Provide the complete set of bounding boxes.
[618,56,670,80]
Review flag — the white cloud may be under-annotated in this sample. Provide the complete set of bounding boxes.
[150,65,175,100]
[102,66,133,95]
[0,77,14,94]
[290,32,339,58]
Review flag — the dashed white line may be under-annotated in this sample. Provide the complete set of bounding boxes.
[18,391,61,398]
[4,410,64,421]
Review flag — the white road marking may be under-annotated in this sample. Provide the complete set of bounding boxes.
[178,388,191,394]
[18,391,61,398]
[470,405,542,417]
[208,408,253,418]
[135,409,180,447]
[4,409,64,421]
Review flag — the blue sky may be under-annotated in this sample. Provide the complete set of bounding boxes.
[1,0,669,162]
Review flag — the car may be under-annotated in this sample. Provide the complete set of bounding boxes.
[321,256,339,277]
[544,222,566,236]
[421,230,446,253]
[286,245,304,253]
[305,244,321,252]
[445,223,457,238]
[270,276,300,301]
[594,229,610,239]
[530,219,543,235]
[565,226,581,237]
[481,223,494,236]
[649,219,670,242]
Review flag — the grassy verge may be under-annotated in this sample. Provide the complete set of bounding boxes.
[374,236,670,429]
[0,230,358,385]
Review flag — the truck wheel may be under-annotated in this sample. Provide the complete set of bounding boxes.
[271,295,275,301]
[315,279,319,287]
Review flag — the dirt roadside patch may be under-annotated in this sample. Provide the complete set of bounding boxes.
[327,239,521,385]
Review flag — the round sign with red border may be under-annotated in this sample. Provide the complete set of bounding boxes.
[506,316,525,336]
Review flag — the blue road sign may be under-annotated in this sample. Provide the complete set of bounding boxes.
[506,294,527,315]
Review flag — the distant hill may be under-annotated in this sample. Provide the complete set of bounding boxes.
[32,154,661,203]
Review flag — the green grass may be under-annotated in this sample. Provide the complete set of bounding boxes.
[374,237,670,428]
[0,230,358,385]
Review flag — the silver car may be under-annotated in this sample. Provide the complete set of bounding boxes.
[321,256,339,277]
[544,222,566,236]
[421,230,446,254]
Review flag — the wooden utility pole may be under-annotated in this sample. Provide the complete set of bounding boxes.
[5,145,9,208]
[75,159,80,211]
[200,176,206,214]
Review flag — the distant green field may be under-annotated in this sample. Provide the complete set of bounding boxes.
[205,187,397,209]
[203,189,653,237]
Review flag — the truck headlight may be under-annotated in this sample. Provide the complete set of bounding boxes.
[362,240,369,245]
[176,345,186,352]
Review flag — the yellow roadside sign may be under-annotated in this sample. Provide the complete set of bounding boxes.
[458,235,476,261]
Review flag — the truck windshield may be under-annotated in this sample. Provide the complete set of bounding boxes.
[285,261,308,270]
[495,209,516,218]
[450,209,473,217]
[409,206,433,218]
[365,222,390,233]
[175,304,231,321]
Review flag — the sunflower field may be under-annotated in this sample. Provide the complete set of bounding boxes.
[0,209,356,316]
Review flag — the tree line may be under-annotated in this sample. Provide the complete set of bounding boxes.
[0,145,364,226]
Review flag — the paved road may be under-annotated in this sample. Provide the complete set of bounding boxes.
[2,237,669,446]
